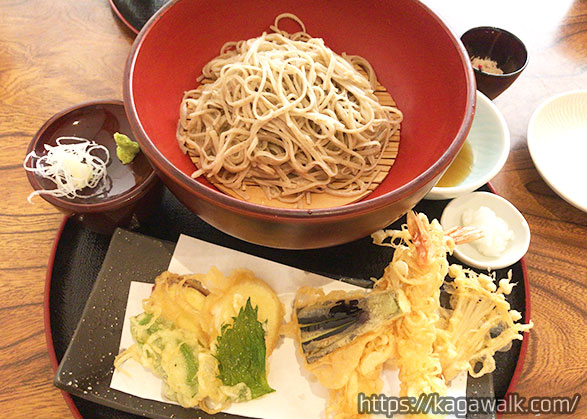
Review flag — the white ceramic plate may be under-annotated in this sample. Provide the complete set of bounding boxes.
[440,192,530,270]
[527,90,587,212]
[426,91,510,200]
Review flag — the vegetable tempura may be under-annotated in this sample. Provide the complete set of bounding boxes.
[115,269,284,413]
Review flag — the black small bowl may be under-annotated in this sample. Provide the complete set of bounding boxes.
[461,26,528,99]
[25,100,163,234]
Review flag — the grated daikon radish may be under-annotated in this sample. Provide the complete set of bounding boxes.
[462,206,514,257]
[24,136,110,203]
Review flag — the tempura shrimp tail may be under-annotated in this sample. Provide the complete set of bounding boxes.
[407,210,484,266]
[445,225,484,245]
[406,210,432,266]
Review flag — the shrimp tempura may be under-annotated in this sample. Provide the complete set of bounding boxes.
[373,212,451,400]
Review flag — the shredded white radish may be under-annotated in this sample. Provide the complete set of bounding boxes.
[24,136,110,203]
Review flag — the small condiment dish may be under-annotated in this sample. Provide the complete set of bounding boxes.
[440,191,530,270]
[527,90,587,212]
[461,26,528,100]
[425,91,510,200]
[24,100,163,234]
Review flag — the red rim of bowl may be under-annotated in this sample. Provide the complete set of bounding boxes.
[123,0,476,220]
[25,99,159,214]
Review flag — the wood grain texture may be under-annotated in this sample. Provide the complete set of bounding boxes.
[0,1,132,418]
[0,0,585,418]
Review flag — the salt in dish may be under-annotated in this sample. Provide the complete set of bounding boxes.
[440,191,530,270]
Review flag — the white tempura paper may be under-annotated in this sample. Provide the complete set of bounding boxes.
[110,234,467,418]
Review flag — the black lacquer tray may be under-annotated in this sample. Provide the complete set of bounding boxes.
[45,185,530,418]
[108,0,169,34]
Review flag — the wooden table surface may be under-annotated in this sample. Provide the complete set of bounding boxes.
[1,0,585,418]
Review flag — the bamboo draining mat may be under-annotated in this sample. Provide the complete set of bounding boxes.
[189,81,400,209]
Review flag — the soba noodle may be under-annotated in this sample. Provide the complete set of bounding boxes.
[177,14,402,205]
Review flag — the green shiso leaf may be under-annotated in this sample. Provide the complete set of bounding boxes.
[214,298,274,399]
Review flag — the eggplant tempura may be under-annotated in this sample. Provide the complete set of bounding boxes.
[291,212,532,418]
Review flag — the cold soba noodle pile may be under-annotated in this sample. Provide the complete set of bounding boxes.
[177,14,402,206]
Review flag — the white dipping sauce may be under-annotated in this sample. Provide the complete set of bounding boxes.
[462,206,514,257]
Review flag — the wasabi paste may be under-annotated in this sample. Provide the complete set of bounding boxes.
[114,132,140,164]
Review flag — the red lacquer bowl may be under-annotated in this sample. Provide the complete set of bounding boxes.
[124,0,476,249]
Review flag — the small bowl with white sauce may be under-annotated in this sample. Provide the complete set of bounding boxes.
[24,100,163,234]
[440,191,530,270]
[425,91,510,201]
